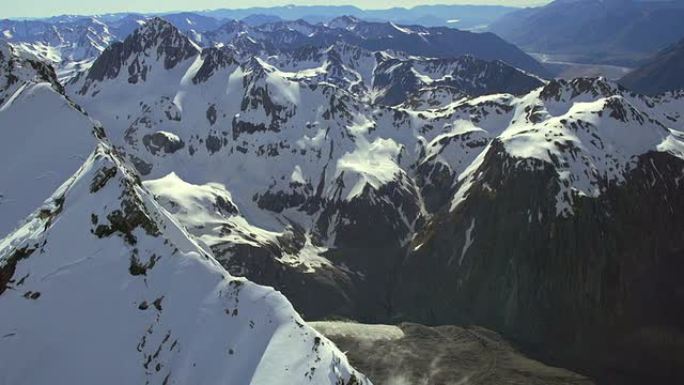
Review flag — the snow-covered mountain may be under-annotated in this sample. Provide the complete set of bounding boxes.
[201,4,516,30]
[401,78,684,382]
[0,41,96,238]
[3,11,684,384]
[2,13,548,79]
[262,42,544,107]
[0,138,368,385]
[58,19,684,382]
[1,23,370,385]
[201,16,548,77]
[0,17,118,80]
[60,19,544,316]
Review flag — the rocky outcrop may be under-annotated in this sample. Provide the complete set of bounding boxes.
[142,131,185,155]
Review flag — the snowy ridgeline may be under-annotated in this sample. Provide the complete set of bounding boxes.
[3,21,684,285]
[2,16,684,385]
[63,20,684,232]
[1,14,547,81]
[0,142,368,385]
[0,41,368,385]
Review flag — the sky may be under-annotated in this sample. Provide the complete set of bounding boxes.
[1,1,551,18]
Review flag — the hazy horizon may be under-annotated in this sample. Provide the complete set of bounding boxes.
[1,1,551,19]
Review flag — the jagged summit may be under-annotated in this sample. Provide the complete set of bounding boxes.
[76,16,198,91]
[202,16,548,76]
[121,16,200,64]
[242,55,274,75]
[204,19,250,39]
[133,17,184,41]
[259,18,319,35]
[3,12,550,78]
[327,15,361,30]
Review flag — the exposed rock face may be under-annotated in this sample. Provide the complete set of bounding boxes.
[216,241,358,320]
[0,41,64,97]
[398,146,684,384]
[142,131,185,155]
[317,175,421,250]
[77,17,199,93]
[193,47,237,84]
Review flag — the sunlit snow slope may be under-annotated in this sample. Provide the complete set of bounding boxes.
[0,140,368,385]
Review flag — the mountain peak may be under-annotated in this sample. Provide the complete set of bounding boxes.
[137,16,174,34]
[327,15,360,30]
[215,19,249,33]
[76,16,199,91]
[193,46,238,84]
[129,17,198,54]
[242,56,274,75]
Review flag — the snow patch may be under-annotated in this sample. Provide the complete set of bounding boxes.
[335,137,403,201]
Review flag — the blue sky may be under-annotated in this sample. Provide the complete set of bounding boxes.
[2,1,550,18]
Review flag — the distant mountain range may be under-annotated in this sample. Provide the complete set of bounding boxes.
[489,0,684,66]
[620,37,684,95]
[6,4,516,30]
[0,14,548,79]
[199,4,516,30]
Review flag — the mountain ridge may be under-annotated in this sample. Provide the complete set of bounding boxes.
[620,37,684,95]
[2,14,549,79]
[59,19,684,383]
[489,0,684,66]
[2,10,684,385]
[0,140,369,385]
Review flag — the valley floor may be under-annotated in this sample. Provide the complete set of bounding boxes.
[311,321,594,385]
[530,53,633,80]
